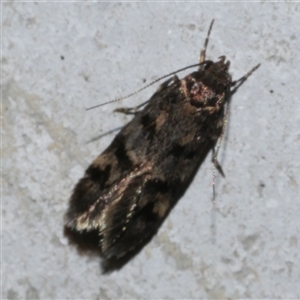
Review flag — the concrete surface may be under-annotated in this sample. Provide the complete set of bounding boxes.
[2,2,300,299]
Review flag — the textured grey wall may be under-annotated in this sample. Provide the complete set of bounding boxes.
[3,2,300,299]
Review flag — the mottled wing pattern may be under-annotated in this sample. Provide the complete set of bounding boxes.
[65,58,232,259]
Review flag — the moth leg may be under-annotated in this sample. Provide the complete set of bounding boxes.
[114,98,152,115]
[114,75,180,115]
[156,75,180,93]
[230,64,260,95]
[211,147,225,206]
[212,149,225,178]
[199,19,214,66]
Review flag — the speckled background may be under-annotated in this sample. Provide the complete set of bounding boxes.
[3,2,300,299]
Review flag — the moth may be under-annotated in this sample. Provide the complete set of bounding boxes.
[65,20,260,259]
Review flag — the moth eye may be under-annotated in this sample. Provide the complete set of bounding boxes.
[204,60,214,69]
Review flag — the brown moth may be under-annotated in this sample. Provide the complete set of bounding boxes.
[65,20,260,259]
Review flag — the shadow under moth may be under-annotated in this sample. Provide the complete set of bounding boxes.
[64,20,260,259]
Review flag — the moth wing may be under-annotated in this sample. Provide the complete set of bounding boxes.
[64,147,170,259]
[99,173,172,258]
[64,150,120,231]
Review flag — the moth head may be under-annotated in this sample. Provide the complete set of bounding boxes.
[202,56,232,93]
